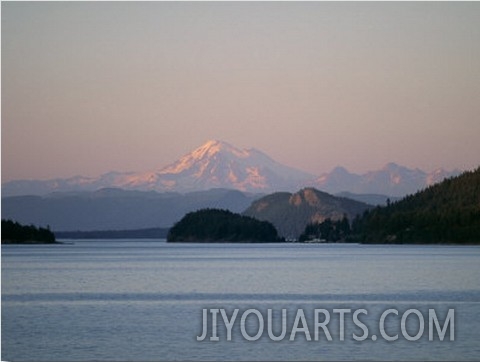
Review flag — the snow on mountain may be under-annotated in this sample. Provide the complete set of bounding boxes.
[149,140,315,192]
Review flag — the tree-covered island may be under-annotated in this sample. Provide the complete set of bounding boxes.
[167,208,284,242]
[2,219,57,244]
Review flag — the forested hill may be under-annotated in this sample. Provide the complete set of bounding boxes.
[167,209,283,242]
[243,188,371,239]
[352,167,480,243]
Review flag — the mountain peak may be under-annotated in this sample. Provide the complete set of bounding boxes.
[380,162,423,174]
[330,166,352,176]
[382,162,402,171]
[189,140,248,160]
[199,139,231,151]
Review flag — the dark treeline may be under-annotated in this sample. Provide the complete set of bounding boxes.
[2,219,56,244]
[299,216,351,242]
[350,167,480,244]
[168,208,283,242]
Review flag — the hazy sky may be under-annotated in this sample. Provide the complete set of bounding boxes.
[2,2,480,182]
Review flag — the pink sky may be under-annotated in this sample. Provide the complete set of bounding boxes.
[2,2,480,182]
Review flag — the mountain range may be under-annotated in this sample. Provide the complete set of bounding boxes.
[316,164,460,197]
[1,140,312,196]
[2,140,460,197]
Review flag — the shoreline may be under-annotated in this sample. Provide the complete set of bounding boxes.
[1,239,67,245]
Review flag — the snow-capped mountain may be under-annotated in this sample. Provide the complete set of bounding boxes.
[147,140,315,192]
[1,140,462,197]
[1,140,315,196]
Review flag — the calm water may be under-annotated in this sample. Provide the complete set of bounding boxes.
[2,241,480,361]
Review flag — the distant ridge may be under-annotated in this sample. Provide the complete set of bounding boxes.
[334,192,401,206]
[315,163,460,197]
[1,188,260,231]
